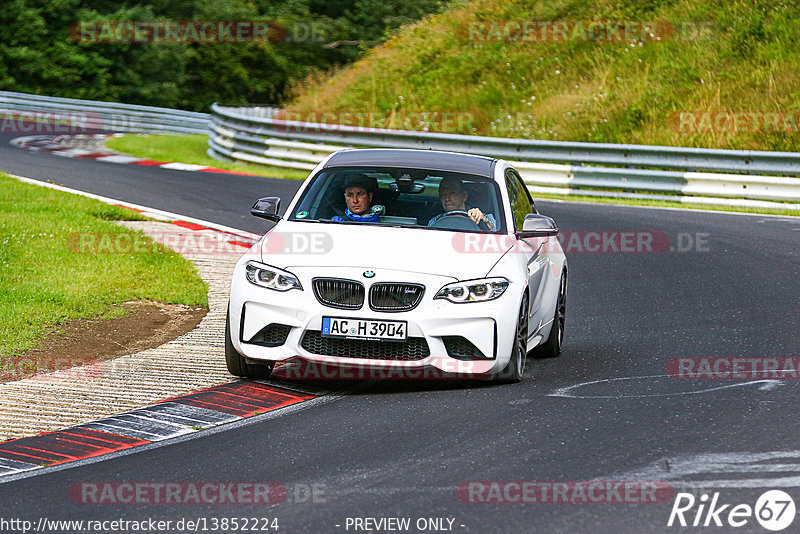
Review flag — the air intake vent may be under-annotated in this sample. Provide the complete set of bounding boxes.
[442,336,490,360]
[312,278,364,309]
[369,283,425,312]
[247,324,291,347]
[300,330,430,361]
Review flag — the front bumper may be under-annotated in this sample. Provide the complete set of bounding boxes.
[229,264,524,377]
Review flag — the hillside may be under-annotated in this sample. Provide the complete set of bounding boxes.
[286,0,800,152]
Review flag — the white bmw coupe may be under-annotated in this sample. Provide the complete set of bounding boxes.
[226,149,567,382]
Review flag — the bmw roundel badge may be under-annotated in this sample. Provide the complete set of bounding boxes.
[363,270,376,278]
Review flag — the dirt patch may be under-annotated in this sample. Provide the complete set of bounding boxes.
[1,301,207,382]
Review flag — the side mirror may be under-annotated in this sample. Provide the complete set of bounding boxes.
[516,213,558,238]
[251,197,282,222]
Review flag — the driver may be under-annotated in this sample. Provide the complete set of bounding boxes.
[332,174,381,223]
[429,176,495,230]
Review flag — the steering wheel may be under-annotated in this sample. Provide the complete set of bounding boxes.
[323,201,347,220]
[433,210,491,231]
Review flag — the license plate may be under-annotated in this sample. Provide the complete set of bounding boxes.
[321,317,407,341]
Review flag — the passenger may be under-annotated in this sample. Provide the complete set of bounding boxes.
[429,176,495,230]
[332,174,381,223]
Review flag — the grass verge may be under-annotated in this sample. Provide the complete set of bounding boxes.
[105,134,310,180]
[0,172,209,358]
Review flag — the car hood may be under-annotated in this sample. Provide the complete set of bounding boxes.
[257,221,514,280]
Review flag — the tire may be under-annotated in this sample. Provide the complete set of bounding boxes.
[533,269,566,359]
[495,294,529,383]
[225,307,274,379]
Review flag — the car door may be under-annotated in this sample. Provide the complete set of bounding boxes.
[505,169,554,341]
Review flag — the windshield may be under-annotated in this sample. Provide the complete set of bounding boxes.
[288,167,506,233]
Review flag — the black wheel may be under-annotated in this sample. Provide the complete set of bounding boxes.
[533,269,566,359]
[495,294,529,383]
[225,308,274,379]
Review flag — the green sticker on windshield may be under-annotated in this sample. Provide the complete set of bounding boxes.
[297,211,308,219]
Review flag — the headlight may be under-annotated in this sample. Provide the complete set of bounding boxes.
[245,261,302,291]
[434,277,509,303]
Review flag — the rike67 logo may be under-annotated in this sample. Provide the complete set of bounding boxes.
[668,490,796,531]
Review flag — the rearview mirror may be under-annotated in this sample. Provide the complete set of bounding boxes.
[516,213,558,238]
[251,197,282,222]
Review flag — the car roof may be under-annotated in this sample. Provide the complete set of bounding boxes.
[323,149,497,177]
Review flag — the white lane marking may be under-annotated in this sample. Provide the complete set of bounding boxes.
[131,402,239,426]
[548,374,784,399]
[51,148,93,157]
[9,135,43,147]
[0,458,40,475]
[159,162,209,171]
[114,413,198,434]
[8,173,260,240]
[79,421,167,441]
[92,154,144,163]
[611,451,800,489]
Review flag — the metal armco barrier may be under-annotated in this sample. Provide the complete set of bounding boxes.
[2,91,797,209]
[208,104,800,209]
[0,91,210,134]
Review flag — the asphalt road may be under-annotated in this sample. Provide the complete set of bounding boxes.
[1,132,800,533]
[0,132,294,234]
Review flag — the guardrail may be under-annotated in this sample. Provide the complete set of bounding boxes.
[0,91,210,134]
[2,91,796,210]
[208,104,800,210]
